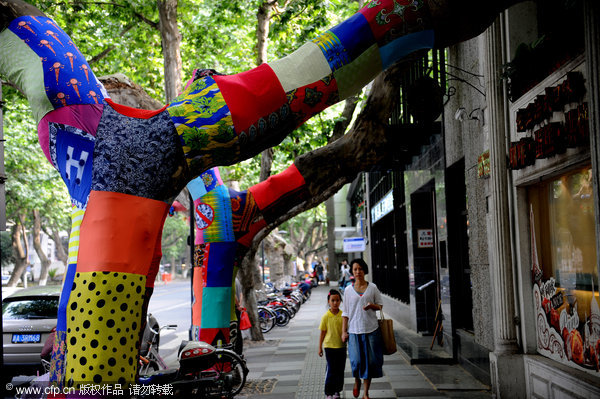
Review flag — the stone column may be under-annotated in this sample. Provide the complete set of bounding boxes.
[485,17,525,398]
[485,17,518,355]
[584,0,600,278]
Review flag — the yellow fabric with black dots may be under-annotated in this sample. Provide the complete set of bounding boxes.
[65,271,146,388]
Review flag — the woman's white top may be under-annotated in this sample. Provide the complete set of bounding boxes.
[342,282,383,334]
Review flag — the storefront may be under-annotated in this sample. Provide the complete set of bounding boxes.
[500,0,600,395]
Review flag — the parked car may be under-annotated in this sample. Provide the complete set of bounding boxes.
[2,285,60,375]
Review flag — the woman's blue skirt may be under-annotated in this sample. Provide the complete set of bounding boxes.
[348,328,384,379]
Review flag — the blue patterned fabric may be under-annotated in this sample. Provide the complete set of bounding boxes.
[205,242,237,287]
[312,31,351,71]
[92,102,185,200]
[200,169,220,192]
[56,263,77,331]
[49,123,94,208]
[9,16,106,108]
[200,185,235,242]
[329,12,374,61]
[379,29,434,69]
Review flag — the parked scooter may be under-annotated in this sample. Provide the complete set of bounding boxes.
[138,314,248,398]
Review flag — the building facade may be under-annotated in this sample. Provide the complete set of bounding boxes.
[337,1,600,397]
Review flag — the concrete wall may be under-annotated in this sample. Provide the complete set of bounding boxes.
[444,35,495,353]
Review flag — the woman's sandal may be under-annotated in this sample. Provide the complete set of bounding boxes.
[353,380,361,398]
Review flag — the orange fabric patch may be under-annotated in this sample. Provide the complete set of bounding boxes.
[77,191,169,275]
[146,227,166,287]
[192,262,206,326]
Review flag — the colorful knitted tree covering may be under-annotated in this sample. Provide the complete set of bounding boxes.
[0,0,434,388]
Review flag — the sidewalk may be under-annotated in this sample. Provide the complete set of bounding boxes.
[238,285,491,399]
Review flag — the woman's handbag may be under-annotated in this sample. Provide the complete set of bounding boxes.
[378,308,397,355]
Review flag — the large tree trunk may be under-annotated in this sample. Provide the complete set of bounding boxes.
[256,1,271,66]
[257,1,275,182]
[7,213,28,287]
[239,247,264,340]
[32,210,52,286]
[50,225,68,267]
[158,0,182,102]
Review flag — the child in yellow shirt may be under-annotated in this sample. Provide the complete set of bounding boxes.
[318,289,345,399]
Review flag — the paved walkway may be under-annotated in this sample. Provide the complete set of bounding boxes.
[238,285,492,399]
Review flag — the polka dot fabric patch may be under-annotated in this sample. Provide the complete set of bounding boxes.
[65,271,145,388]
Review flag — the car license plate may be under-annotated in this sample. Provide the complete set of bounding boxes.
[12,333,41,343]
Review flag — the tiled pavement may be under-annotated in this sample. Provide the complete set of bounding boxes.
[237,285,492,399]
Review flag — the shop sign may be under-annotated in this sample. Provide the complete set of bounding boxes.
[417,229,433,248]
[343,237,366,253]
[370,190,394,224]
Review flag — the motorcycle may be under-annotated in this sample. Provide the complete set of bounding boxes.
[138,314,249,398]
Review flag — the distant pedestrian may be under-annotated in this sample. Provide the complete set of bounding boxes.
[318,289,345,399]
[341,259,383,399]
[316,262,325,283]
[339,259,352,292]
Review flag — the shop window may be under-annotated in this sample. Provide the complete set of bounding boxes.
[528,166,599,374]
[506,0,584,102]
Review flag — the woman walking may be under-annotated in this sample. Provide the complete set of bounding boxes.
[341,259,384,399]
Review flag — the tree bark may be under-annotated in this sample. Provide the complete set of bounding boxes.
[0,0,44,31]
[50,226,68,267]
[99,74,163,109]
[158,0,182,103]
[239,246,264,340]
[32,209,51,286]
[260,147,274,182]
[257,1,275,183]
[7,213,28,287]
[256,1,272,66]
[329,96,359,143]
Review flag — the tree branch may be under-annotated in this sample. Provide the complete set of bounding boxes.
[66,1,159,29]
[88,23,134,65]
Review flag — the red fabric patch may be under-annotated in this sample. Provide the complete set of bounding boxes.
[213,64,287,134]
[248,164,306,211]
[288,77,339,127]
[105,98,168,119]
[359,0,406,42]
[199,328,230,347]
[237,218,267,248]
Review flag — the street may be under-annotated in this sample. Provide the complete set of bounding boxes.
[147,279,193,368]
